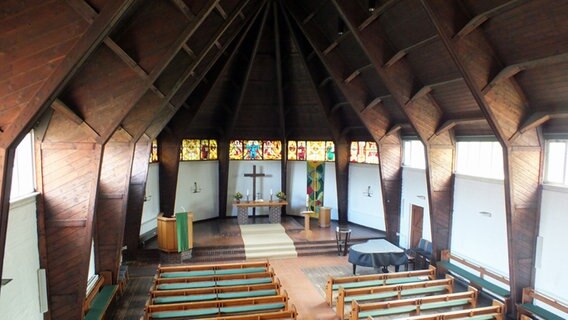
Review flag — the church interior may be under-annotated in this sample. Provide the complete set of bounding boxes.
[1,0,567,319]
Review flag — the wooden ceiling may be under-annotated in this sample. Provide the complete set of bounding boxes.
[0,1,567,319]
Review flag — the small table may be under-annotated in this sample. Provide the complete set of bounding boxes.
[348,239,408,274]
[300,211,314,235]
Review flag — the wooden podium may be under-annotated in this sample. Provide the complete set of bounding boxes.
[157,212,193,252]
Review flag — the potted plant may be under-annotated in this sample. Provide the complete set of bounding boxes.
[276,191,286,202]
[234,192,243,203]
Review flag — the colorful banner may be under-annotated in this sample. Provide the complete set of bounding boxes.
[307,161,325,218]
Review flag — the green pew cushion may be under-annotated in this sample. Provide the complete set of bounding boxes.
[344,291,398,302]
[160,270,215,278]
[420,298,470,310]
[150,308,218,318]
[217,289,277,299]
[220,302,285,314]
[157,281,216,290]
[153,293,217,304]
[401,285,447,296]
[84,285,118,320]
[359,305,417,318]
[214,267,266,275]
[520,303,565,320]
[385,276,427,285]
[437,261,510,297]
[216,278,272,286]
[333,280,383,290]
[467,316,497,320]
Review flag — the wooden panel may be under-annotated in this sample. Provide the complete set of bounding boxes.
[123,136,152,260]
[378,134,402,244]
[95,137,134,282]
[334,142,350,223]
[0,147,15,295]
[158,130,180,217]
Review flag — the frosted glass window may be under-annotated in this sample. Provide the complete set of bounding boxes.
[403,140,426,169]
[545,141,568,185]
[456,141,504,179]
[10,131,36,200]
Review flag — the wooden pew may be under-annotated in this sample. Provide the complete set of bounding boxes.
[326,265,437,305]
[151,280,281,299]
[158,261,270,278]
[153,270,276,291]
[145,292,290,319]
[336,275,455,319]
[436,250,510,312]
[155,269,275,284]
[350,286,478,319]
[517,287,568,320]
[147,283,284,306]
[83,272,119,320]
[367,300,505,320]
[198,305,297,319]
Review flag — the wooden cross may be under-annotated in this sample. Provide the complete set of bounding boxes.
[244,165,265,217]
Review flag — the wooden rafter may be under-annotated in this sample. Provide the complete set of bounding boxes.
[435,117,487,136]
[385,35,439,68]
[273,5,286,141]
[455,0,530,38]
[171,0,196,20]
[520,110,568,133]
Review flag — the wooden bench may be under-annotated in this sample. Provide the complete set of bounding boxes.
[151,281,281,298]
[350,286,478,319]
[437,250,510,311]
[198,305,297,319]
[155,269,275,284]
[326,265,437,305]
[148,284,283,305]
[517,288,568,320]
[336,275,455,319]
[145,293,290,319]
[367,299,505,320]
[83,273,118,320]
[157,261,270,276]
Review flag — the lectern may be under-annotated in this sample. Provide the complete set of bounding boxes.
[157,212,193,252]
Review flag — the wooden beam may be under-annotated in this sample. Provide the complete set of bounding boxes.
[483,53,568,94]
[358,0,397,31]
[302,0,327,25]
[158,129,181,218]
[519,110,568,134]
[455,0,530,38]
[216,3,228,19]
[273,4,286,142]
[51,99,84,126]
[385,35,439,68]
[435,117,486,136]
[171,0,196,20]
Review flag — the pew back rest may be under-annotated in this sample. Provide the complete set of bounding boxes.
[519,288,568,320]
[439,250,509,292]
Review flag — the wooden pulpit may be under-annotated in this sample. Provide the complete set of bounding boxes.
[157,212,193,253]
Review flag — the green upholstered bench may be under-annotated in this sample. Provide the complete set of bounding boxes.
[519,303,564,320]
[157,281,216,290]
[359,305,417,317]
[216,277,273,286]
[344,291,398,303]
[84,285,118,320]
[160,270,215,278]
[150,307,219,319]
[220,302,286,314]
[437,261,510,298]
[153,293,217,304]
[214,267,266,275]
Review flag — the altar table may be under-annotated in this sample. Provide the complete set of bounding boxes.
[233,201,288,224]
[348,239,408,274]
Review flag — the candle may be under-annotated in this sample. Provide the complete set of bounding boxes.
[246,189,249,196]
[306,194,309,207]
[270,189,273,196]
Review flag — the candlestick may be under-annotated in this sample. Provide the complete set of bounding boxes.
[270,188,273,196]
[246,189,249,196]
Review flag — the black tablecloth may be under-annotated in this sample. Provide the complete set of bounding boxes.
[348,239,408,269]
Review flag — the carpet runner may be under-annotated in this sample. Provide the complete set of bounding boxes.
[239,224,297,260]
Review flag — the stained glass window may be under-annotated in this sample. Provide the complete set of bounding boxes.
[244,140,263,160]
[287,141,334,161]
[230,140,243,159]
[288,141,297,160]
[350,141,379,164]
[230,140,283,160]
[180,139,218,160]
[263,141,282,160]
[150,139,159,163]
[307,141,325,161]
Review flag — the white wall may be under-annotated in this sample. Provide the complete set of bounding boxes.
[348,163,385,230]
[227,161,282,216]
[534,185,568,317]
[0,195,43,320]
[175,161,219,221]
[140,163,160,235]
[323,162,338,220]
[451,174,509,276]
[400,167,431,249]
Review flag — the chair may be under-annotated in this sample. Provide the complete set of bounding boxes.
[335,226,351,256]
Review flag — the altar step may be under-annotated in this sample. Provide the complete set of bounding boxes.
[295,239,368,256]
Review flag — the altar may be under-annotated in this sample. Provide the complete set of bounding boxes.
[234,201,288,224]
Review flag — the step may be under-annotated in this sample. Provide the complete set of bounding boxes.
[245,250,298,259]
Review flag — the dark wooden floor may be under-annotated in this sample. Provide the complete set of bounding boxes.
[144,215,387,250]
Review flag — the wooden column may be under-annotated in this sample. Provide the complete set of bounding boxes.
[94,131,135,281]
[123,136,152,260]
[158,130,181,218]
[378,134,403,245]
[0,147,15,295]
[335,141,350,224]
[218,140,230,218]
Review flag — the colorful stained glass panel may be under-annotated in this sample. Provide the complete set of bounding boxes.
[350,141,359,162]
[307,141,325,161]
[365,142,379,164]
[180,139,200,160]
[263,141,282,160]
[325,141,335,161]
[287,141,297,160]
[229,140,243,159]
[209,140,218,160]
[150,139,159,163]
[244,140,262,160]
[297,141,307,160]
